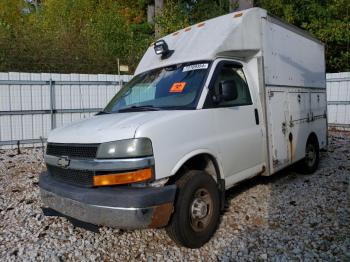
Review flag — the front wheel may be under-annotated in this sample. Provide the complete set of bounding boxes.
[165,170,220,248]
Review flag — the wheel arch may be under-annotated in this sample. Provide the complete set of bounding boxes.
[169,150,223,184]
[307,131,320,149]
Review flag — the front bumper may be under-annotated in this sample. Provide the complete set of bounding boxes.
[39,172,176,229]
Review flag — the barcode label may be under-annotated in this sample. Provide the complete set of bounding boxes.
[183,63,209,72]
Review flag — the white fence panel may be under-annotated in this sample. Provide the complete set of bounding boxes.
[327,72,350,130]
[1,71,348,149]
[0,72,132,148]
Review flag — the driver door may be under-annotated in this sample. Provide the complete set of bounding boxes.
[204,61,264,187]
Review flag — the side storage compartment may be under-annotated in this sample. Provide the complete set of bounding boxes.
[265,86,327,174]
[266,86,312,173]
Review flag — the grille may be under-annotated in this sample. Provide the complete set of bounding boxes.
[46,143,99,159]
[47,164,94,187]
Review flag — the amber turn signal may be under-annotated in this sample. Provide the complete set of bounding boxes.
[93,168,152,186]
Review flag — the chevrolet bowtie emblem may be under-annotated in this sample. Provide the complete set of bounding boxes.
[57,156,70,168]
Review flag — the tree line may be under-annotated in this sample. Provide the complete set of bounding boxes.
[0,0,348,74]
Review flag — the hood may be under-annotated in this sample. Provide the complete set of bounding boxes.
[48,112,149,144]
[47,111,169,144]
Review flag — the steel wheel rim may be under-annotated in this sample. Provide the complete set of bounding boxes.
[306,143,316,167]
[189,188,213,232]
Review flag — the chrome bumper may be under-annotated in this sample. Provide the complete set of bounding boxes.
[41,189,172,229]
[44,154,154,171]
[39,172,176,229]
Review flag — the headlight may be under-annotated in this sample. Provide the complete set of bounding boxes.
[96,138,153,159]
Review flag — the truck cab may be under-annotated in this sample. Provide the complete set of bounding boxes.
[39,8,327,248]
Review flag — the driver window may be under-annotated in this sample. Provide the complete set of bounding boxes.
[213,65,252,107]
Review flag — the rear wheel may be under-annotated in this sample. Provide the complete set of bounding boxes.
[165,170,220,248]
[299,136,319,174]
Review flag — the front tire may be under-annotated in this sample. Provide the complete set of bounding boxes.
[165,170,220,248]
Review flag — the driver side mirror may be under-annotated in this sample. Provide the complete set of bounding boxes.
[213,80,238,103]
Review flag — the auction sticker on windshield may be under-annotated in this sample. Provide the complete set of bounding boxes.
[183,63,209,72]
[170,82,187,93]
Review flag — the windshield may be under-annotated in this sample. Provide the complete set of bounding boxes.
[103,61,211,113]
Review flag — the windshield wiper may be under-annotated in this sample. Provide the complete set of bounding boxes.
[118,105,161,112]
[96,110,111,115]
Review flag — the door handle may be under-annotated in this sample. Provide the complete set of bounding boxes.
[254,108,259,125]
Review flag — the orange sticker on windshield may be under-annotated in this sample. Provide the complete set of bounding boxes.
[170,82,186,93]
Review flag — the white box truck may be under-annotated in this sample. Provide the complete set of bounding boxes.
[39,7,327,248]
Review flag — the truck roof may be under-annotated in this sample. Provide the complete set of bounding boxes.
[135,7,324,80]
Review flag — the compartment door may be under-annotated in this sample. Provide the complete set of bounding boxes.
[266,89,289,173]
[311,92,327,118]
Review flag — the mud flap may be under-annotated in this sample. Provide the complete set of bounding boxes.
[218,178,226,212]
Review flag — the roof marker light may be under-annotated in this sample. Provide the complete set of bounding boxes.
[184,27,191,32]
[197,22,205,28]
[234,13,243,18]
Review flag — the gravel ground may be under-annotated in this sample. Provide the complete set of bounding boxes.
[0,131,349,261]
